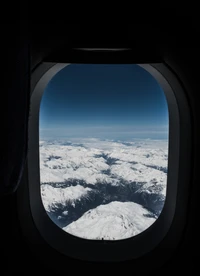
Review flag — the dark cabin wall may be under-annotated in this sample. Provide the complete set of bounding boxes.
[1,22,199,275]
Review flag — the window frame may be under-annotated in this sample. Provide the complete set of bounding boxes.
[19,61,192,262]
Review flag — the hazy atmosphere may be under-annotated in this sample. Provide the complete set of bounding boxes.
[40,64,168,140]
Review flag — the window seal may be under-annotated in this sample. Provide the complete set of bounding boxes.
[18,61,192,263]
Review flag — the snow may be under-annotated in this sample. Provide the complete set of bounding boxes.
[39,138,168,194]
[41,184,91,212]
[63,201,156,240]
[39,138,168,240]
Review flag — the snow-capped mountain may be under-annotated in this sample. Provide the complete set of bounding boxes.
[63,201,156,240]
[39,138,168,239]
[40,138,168,189]
[41,184,92,212]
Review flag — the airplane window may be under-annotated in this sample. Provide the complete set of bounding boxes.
[39,64,169,240]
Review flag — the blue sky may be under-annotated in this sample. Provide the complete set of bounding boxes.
[39,64,168,140]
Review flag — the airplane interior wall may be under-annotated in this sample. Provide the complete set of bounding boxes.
[1,22,198,275]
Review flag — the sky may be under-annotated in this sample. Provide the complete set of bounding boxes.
[39,64,169,140]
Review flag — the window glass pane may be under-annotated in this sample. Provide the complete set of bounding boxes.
[39,64,169,240]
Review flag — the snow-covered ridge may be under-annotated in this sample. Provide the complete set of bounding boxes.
[41,184,91,212]
[39,138,168,195]
[39,138,168,240]
[63,201,156,240]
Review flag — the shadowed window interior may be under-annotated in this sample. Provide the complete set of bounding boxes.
[39,64,169,240]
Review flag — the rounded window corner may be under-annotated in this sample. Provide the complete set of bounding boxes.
[19,61,192,263]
